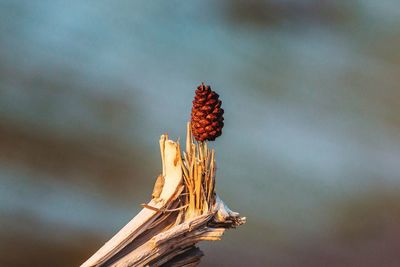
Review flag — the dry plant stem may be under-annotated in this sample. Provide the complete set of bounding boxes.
[81,122,245,267]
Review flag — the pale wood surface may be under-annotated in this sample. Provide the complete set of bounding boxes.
[81,127,245,267]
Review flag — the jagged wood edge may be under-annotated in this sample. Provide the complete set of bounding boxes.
[81,125,245,267]
[81,135,183,267]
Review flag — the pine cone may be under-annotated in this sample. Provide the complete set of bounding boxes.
[191,83,224,142]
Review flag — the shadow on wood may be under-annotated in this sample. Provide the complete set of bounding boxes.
[81,123,245,267]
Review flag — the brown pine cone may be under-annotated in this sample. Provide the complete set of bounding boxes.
[191,83,224,142]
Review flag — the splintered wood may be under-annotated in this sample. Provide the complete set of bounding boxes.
[81,122,245,267]
[182,122,216,219]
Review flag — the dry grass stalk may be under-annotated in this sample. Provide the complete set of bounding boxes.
[81,123,245,267]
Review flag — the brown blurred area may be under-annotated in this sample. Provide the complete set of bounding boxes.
[1,1,400,266]
[225,0,356,26]
[0,118,151,194]
[0,76,154,266]
[0,214,101,267]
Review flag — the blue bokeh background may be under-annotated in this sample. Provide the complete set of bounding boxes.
[1,1,400,266]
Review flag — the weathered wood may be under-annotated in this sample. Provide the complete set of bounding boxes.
[81,125,245,267]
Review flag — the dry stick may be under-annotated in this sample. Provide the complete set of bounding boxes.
[186,122,192,159]
[188,149,196,218]
[81,135,183,267]
[202,142,212,211]
[194,159,201,213]
[80,125,245,267]
[206,149,214,205]
[199,141,209,214]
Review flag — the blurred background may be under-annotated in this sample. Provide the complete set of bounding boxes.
[1,0,400,266]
